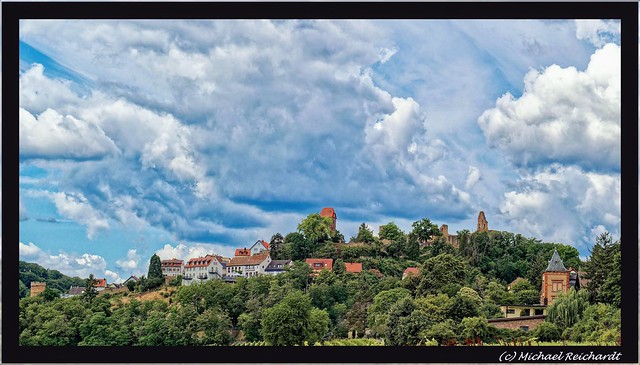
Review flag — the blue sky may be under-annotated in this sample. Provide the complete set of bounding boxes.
[18,19,621,283]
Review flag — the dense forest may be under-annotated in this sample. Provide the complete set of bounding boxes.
[19,260,86,298]
[19,215,621,346]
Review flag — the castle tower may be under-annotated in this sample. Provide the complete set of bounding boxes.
[477,211,488,232]
[540,250,570,306]
[30,282,46,297]
[320,207,337,231]
[440,224,449,238]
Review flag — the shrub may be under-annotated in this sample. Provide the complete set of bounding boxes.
[533,322,561,342]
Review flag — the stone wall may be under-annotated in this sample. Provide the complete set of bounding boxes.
[487,315,546,331]
[30,282,46,297]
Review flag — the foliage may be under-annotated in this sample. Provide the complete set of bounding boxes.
[81,274,98,305]
[19,261,86,298]
[546,288,590,331]
[269,232,286,260]
[354,223,376,244]
[533,322,561,342]
[367,287,411,336]
[419,319,456,345]
[378,222,405,242]
[561,303,620,343]
[410,218,442,244]
[582,232,621,307]
[458,317,491,342]
[416,253,467,296]
[298,213,333,245]
[384,297,430,346]
[285,232,313,261]
[148,254,163,280]
[261,290,313,346]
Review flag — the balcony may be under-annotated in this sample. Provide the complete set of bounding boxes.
[197,274,207,279]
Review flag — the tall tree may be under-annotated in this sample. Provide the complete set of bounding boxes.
[82,274,98,304]
[269,233,285,260]
[410,218,442,244]
[285,232,313,261]
[379,222,405,242]
[148,254,163,280]
[298,213,333,245]
[582,232,621,306]
[355,223,375,244]
[261,291,312,345]
[546,288,590,331]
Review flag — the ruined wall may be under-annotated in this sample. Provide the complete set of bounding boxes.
[477,211,488,232]
[30,282,46,297]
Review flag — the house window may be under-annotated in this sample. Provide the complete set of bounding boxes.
[314,263,322,268]
[521,309,530,316]
[552,280,563,292]
[534,309,544,315]
[506,309,515,314]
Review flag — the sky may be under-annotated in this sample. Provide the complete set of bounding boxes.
[17,19,621,283]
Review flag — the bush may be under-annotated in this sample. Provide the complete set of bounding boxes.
[533,322,561,342]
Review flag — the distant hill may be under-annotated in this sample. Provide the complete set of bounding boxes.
[19,261,86,298]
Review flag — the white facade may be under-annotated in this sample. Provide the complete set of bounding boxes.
[227,253,271,278]
[249,240,270,256]
[182,255,226,286]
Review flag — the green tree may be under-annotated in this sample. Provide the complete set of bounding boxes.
[449,287,482,322]
[410,218,442,244]
[379,222,405,242]
[197,308,233,345]
[420,319,456,345]
[458,316,491,342]
[82,274,98,305]
[269,232,285,259]
[533,322,561,342]
[384,297,430,346]
[261,291,312,345]
[286,232,313,261]
[546,288,590,331]
[148,254,163,280]
[308,308,331,344]
[562,303,620,343]
[284,261,313,291]
[355,223,375,244]
[582,232,621,307]
[367,287,411,337]
[416,253,467,296]
[298,213,333,245]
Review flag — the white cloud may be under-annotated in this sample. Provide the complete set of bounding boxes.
[19,199,28,221]
[116,249,140,272]
[155,242,236,261]
[49,191,110,239]
[478,44,620,172]
[465,166,481,189]
[575,20,621,47]
[19,241,116,280]
[499,165,620,250]
[19,107,119,159]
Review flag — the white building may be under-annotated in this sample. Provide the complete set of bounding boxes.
[182,254,227,286]
[226,252,271,278]
[161,258,184,278]
[249,240,270,256]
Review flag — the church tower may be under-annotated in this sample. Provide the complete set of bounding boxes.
[477,211,488,232]
[540,250,570,306]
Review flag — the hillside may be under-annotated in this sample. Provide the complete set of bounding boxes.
[19,260,86,298]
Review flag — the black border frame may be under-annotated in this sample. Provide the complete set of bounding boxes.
[3,2,638,363]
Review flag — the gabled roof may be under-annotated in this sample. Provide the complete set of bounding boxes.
[259,240,270,249]
[265,260,292,271]
[94,278,107,287]
[185,254,222,268]
[161,258,184,267]
[545,250,567,272]
[345,262,363,273]
[235,248,251,256]
[227,252,270,267]
[320,207,336,218]
[68,286,85,295]
[403,267,420,277]
[305,258,333,270]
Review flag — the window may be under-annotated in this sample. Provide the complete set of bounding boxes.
[534,309,544,315]
[552,280,563,292]
[314,263,322,268]
[506,309,515,314]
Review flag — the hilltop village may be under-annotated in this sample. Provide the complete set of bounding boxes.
[20,208,621,346]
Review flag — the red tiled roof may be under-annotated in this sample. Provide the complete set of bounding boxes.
[260,240,270,249]
[228,252,270,267]
[305,258,333,271]
[161,258,183,267]
[320,207,336,217]
[235,248,250,256]
[94,278,107,287]
[345,262,363,273]
[185,254,219,268]
[403,267,420,277]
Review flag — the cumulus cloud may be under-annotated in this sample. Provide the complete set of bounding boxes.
[478,44,620,172]
[465,166,481,189]
[19,241,115,280]
[499,164,620,250]
[19,199,28,221]
[49,191,110,239]
[575,20,621,47]
[19,107,119,160]
[155,242,236,261]
[116,249,141,272]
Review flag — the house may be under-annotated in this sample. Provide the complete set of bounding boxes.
[161,258,184,278]
[540,250,572,306]
[234,248,251,257]
[402,267,420,280]
[94,278,107,292]
[226,252,271,278]
[306,258,333,275]
[182,254,227,286]
[264,260,292,275]
[61,285,86,298]
[500,304,547,318]
[249,240,270,255]
[344,262,363,274]
[319,207,337,231]
[123,275,139,285]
